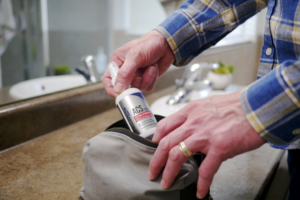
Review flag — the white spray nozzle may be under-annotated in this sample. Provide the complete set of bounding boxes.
[108,62,119,86]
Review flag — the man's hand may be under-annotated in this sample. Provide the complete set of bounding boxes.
[148,90,266,199]
[103,30,175,97]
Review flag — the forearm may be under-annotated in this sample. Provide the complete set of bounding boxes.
[155,0,267,66]
[241,59,300,149]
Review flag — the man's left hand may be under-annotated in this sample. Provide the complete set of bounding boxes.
[148,90,266,199]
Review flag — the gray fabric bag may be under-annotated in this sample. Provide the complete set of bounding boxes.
[79,115,212,200]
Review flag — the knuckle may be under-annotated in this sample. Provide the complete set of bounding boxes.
[198,167,210,180]
[189,100,197,107]
[159,138,171,152]
[213,140,230,156]
[111,49,124,60]
[180,126,192,138]
[183,102,197,114]
[111,50,120,58]
[128,47,142,59]
[216,141,229,151]
[178,112,187,121]
[169,148,181,162]
[110,52,119,60]
[156,121,166,133]
[118,67,131,79]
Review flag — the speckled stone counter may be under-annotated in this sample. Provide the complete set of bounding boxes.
[0,87,284,200]
[0,67,185,151]
[0,107,122,200]
[211,145,283,200]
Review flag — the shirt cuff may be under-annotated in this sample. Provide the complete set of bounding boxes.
[240,61,300,148]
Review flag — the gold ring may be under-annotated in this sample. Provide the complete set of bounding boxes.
[178,142,193,158]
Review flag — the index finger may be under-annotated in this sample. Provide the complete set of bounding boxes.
[152,110,187,142]
[113,48,147,94]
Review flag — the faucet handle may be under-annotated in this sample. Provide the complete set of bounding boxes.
[183,62,219,87]
[188,62,219,71]
[166,79,213,105]
[175,79,184,87]
[174,63,219,88]
[75,68,91,82]
[82,55,102,83]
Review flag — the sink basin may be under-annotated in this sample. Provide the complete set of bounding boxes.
[9,75,87,100]
[150,84,245,117]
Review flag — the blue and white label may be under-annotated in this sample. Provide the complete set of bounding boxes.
[118,92,157,135]
[124,107,130,119]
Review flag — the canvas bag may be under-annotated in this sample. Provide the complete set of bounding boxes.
[79,115,212,200]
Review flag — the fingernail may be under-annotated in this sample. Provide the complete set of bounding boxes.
[148,171,154,180]
[149,67,156,76]
[161,179,167,189]
[197,192,203,199]
[114,82,124,93]
[135,77,142,87]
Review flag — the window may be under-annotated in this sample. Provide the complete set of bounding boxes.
[112,0,267,55]
[113,0,167,35]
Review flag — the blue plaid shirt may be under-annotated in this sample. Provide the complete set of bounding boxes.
[155,0,300,149]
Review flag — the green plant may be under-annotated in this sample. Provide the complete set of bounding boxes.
[212,62,235,74]
[54,65,71,75]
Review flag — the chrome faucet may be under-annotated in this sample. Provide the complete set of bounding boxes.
[75,55,102,83]
[166,62,219,105]
[82,55,102,83]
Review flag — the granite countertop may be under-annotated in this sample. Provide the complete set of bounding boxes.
[0,87,284,199]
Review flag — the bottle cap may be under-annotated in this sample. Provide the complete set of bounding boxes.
[108,62,119,86]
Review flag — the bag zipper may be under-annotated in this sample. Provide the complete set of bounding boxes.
[106,127,200,167]
[106,127,158,148]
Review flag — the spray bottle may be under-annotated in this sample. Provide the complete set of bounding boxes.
[108,62,158,138]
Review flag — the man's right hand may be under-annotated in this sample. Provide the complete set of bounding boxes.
[103,30,175,97]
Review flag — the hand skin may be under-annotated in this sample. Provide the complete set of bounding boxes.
[148,90,266,199]
[103,30,175,97]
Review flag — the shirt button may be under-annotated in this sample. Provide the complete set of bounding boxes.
[266,48,272,56]
[292,129,300,135]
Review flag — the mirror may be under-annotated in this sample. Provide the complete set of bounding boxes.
[0,0,110,104]
[0,0,168,105]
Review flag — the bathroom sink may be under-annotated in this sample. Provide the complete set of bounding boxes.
[150,84,245,116]
[9,75,87,100]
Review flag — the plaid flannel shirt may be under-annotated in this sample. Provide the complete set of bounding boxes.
[155,0,300,149]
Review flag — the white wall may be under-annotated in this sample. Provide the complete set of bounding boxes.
[113,0,167,35]
[47,0,109,71]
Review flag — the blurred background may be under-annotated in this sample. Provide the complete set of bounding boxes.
[0,0,267,105]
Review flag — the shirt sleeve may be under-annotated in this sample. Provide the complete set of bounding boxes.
[241,59,300,149]
[154,0,267,66]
